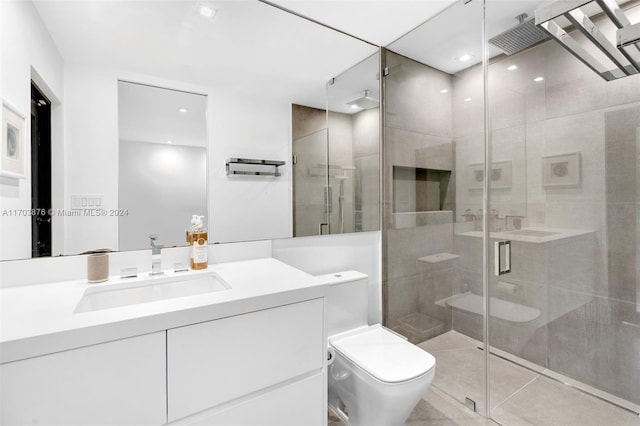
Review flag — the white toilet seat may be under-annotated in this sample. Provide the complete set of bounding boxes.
[330,324,436,383]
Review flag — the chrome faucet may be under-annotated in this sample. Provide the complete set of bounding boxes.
[149,234,164,276]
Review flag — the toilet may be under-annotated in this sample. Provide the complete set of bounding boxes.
[322,271,436,426]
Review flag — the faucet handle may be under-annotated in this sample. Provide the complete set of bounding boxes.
[150,234,164,254]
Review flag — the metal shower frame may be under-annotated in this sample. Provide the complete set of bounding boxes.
[535,0,640,80]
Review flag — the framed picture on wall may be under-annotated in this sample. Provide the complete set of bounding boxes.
[468,161,512,190]
[542,152,581,188]
[1,101,26,179]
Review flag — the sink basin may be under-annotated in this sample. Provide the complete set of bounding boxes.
[74,272,230,313]
[505,229,560,237]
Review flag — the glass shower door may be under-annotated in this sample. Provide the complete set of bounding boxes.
[485,0,640,424]
[292,127,330,237]
[326,52,381,235]
[383,0,490,416]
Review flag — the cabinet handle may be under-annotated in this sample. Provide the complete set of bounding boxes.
[318,223,329,235]
[494,240,511,276]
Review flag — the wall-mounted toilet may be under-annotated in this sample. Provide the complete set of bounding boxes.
[322,271,436,426]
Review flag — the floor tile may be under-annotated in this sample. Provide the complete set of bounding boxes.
[328,387,494,426]
[418,330,481,353]
[491,375,640,426]
[407,387,497,426]
[425,346,539,415]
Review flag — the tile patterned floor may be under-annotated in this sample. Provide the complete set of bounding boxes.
[419,331,640,426]
[329,331,640,425]
[329,386,495,426]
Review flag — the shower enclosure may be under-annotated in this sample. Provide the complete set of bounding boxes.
[383,0,640,423]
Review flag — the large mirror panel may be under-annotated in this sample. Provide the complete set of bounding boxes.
[118,81,207,251]
[0,0,378,260]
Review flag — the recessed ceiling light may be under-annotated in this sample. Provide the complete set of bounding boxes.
[198,4,217,19]
[440,89,449,94]
[533,76,544,82]
[458,54,471,62]
[167,140,172,144]
[178,108,189,113]
[464,98,472,102]
[507,65,518,71]
[351,104,359,109]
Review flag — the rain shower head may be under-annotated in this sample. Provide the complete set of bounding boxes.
[346,90,379,110]
[489,13,550,55]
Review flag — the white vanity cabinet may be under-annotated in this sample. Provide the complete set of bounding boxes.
[0,331,167,425]
[166,298,325,425]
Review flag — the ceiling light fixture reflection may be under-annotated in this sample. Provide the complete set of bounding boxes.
[198,4,217,19]
[533,76,544,82]
[458,54,471,62]
[178,108,189,113]
[440,89,449,94]
[167,140,172,144]
[507,65,518,71]
[464,98,472,102]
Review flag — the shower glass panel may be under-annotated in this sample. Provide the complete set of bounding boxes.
[485,0,640,423]
[292,127,329,237]
[383,0,488,416]
[326,52,381,234]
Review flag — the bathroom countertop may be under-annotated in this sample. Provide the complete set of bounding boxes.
[455,227,594,244]
[0,258,328,364]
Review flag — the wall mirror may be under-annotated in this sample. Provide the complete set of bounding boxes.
[0,0,379,261]
[118,81,207,251]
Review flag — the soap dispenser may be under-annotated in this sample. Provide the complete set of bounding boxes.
[189,215,208,270]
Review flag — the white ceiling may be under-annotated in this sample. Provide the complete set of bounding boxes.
[268,0,457,46]
[32,0,379,111]
[33,0,637,123]
[389,0,549,74]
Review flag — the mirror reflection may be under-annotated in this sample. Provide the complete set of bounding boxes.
[0,0,379,261]
[292,53,380,237]
[118,81,207,251]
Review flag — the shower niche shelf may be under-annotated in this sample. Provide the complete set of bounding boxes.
[225,158,286,177]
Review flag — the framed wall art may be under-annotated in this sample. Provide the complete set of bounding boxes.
[468,161,512,190]
[542,152,581,188]
[1,101,26,179]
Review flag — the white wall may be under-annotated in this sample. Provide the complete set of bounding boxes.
[0,0,63,260]
[63,65,119,254]
[119,141,207,251]
[209,89,292,243]
[272,231,382,324]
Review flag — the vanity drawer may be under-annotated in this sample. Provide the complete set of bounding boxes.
[0,332,167,425]
[178,373,324,426]
[167,297,324,422]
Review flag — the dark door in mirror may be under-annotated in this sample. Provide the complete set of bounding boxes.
[30,82,52,257]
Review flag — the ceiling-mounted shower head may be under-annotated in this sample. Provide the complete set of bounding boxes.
[489,13,550,55]
[346,90,379,110]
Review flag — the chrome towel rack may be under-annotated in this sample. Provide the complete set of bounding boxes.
[225,158,286,177]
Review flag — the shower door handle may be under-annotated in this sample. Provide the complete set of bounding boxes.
[494,240,511,276]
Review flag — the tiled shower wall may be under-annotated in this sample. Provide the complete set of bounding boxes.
[292,104,379,237]
[383,50,457,335]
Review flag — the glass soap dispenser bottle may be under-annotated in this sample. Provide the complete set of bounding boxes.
[188,215,208,270]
